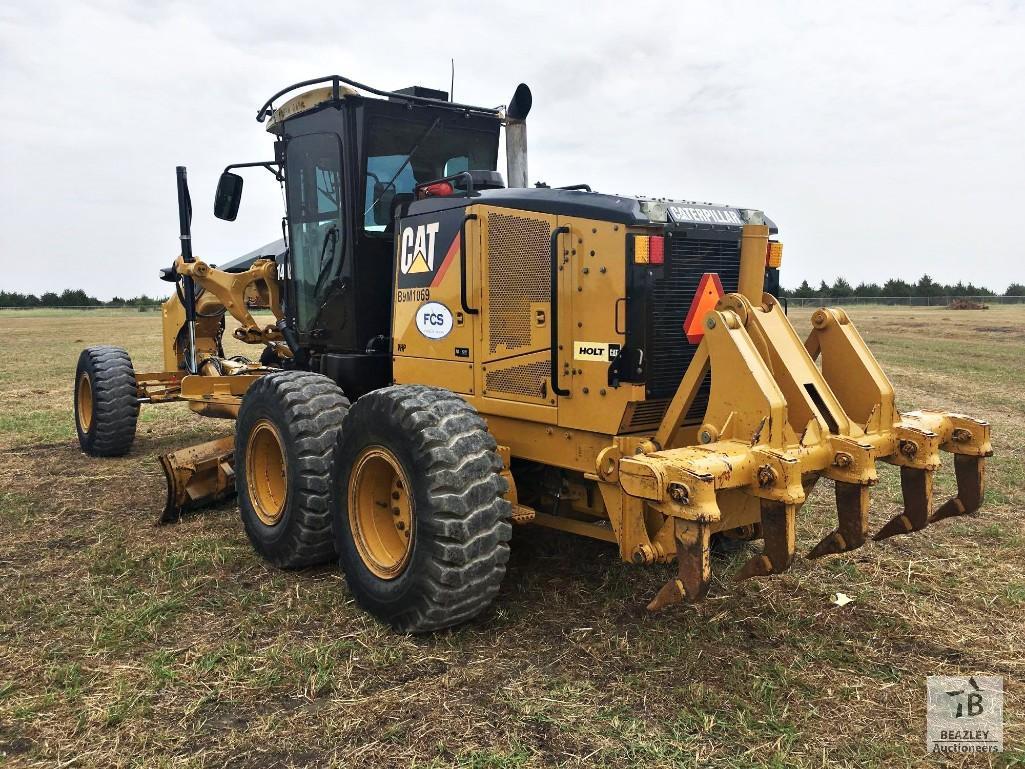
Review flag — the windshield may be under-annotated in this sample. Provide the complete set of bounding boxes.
[363,116,498,232]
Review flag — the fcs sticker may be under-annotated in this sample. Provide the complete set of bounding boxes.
[415,301,453,340]
[574,342,621,362]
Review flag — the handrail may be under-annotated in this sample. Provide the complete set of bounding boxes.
[549,226,571,397]
[256,74,501,123]
[460,214,479,315]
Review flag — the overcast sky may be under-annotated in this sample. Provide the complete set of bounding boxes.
[2,0,1023,299]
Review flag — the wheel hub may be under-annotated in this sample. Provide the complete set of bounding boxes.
[348,446,414,579]
[77,373,93,432]
[246,419,288,526]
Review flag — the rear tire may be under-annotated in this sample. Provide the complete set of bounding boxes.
[74,346,139,456]
[333,385,512,632]
[235,371,350,568]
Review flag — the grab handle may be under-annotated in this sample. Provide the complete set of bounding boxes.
[460,213,479,315]
[549,226,571,397]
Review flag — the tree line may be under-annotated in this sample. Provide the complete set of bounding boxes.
[781,274,1024,299]
[0,289,167,308]
[3,274,1023,308]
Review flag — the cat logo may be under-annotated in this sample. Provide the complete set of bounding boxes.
[400,222,441,275]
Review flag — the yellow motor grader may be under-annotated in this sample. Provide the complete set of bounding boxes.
[73,74,992,631]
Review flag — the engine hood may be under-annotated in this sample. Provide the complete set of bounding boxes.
[407,187,775,232]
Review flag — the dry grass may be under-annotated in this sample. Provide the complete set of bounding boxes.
[0,305,1023,768]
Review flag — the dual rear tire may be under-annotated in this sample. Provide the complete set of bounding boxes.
[333,386,512,632]
[235,371,351,569]
[235,377,511,632]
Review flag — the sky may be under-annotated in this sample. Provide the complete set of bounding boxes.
[1,0,1023,299]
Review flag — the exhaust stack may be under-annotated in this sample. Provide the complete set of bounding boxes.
[505,84,532,188]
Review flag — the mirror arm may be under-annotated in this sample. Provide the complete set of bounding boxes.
[224,161,283,183]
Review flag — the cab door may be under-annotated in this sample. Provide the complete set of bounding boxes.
[284,131,348,346]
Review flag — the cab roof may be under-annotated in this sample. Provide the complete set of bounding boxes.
[264,85,359,132]
[257,74,502,133]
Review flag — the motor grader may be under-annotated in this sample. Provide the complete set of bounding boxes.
[73,74,992,632]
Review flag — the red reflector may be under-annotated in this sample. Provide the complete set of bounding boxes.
[649,235,665,265]
[683,273,726,344]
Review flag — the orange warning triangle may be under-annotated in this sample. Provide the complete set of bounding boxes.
[683,273,726,344]
[408,251,430,274]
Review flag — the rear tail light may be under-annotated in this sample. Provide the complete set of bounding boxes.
[766,241,783,268]
[649,235,664,265]
[634,234,665,265]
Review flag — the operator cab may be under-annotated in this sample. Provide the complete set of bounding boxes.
[215,77,504,397]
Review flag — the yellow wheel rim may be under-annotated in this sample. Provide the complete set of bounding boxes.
[348,446,414,579]
[246,419,288,526]
[77,373,94,432]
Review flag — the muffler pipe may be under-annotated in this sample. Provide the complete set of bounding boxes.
[505,84,532,188]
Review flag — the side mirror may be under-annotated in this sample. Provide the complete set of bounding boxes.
[214,172,243,221]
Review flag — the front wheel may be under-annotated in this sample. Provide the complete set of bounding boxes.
[333,385,512,633]
[235,371,350,568]
[74,346,139,456]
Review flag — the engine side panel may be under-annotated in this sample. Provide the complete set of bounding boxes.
[391,202,648,439]
[391,203,478,393]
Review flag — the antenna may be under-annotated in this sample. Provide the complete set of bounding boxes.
[450,58,455,102]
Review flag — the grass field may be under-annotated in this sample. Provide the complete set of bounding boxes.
[1,306,1023,768]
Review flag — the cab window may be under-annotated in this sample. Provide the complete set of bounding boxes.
[363,118,497,232]
[285,132,345,331]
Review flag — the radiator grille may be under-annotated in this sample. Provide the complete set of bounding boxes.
[485,359,550,399]
[649,236,741,414]
[619,398,670,433]
[487,213,551,356]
